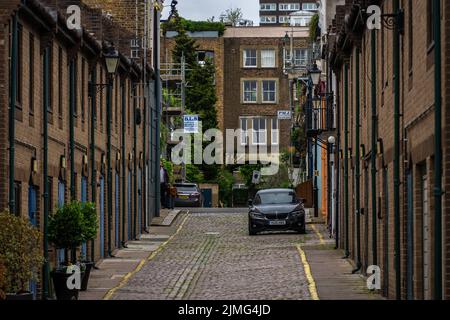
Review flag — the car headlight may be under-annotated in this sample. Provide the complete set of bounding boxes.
[250,211,265,219]
[291,210,305,216]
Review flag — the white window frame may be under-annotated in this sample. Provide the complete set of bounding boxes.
[260,3,276,11]
[252,118,267,146]
[271,119,279,145]
[279,3,300,11]
[260,16,277,24]
[262,80,277,103]
[261,49,276,68]
[240,118,248,146]
[243,49,257,68]
[302,3,318,11]
[242,80,258,103]
[279,16,291,23]
[294,48,309,66]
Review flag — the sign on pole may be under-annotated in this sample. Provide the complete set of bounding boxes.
[183,115,199,134]
[252,171,261,184]
[277,110,292,120]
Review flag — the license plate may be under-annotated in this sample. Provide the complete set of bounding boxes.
[179,195,189,199]
[269,220,286,226]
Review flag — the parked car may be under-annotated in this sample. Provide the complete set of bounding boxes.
[248,189,306,235]
[174,183,203,207]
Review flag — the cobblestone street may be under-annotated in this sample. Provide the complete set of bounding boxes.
[107,210,378,300]
[111,210,311,300]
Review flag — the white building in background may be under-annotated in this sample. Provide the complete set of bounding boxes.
[288,10,316,27]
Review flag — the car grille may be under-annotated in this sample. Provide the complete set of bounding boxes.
[265,213,289,220]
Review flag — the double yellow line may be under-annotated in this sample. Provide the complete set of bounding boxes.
[103,213,190,300]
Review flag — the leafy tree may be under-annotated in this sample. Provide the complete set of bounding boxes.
[172,22,199,66]
[186,164,204,183]
[218,167,234,207]
[221,7,243,26]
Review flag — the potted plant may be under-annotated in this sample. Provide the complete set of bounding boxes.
[48,201,85,300]
[79,202,98,291]
[0,210,44,300]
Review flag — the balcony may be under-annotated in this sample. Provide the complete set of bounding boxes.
[304,93,335,137]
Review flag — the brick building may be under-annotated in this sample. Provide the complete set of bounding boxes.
[259,0,318,26]
[326,0,450,299]
[0,0,160,298]
[223,27,310,156]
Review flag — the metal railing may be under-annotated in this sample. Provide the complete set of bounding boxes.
[304,93,335,136]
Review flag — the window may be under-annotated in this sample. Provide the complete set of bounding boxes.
[14,181,21,216]
[271,119,279,145]
[279,16,291,24]
[262,80,276,103]
[81,58,86,123]
[261,49,276,68]
[260,16,277,24]
[291,17,312,26]
[131,39,139,59]
[16,23,23,106]
[302,3,318,11]
[243,49,257,67]
[197,50,214,65]
[260,3,276,11]
[243,80,258,103]
[279,3,300,11]
[252,118,267,145]
[58,47,63,119]
[294,48,308,66]
[240,118,248,146]
[48,177,53,212]
[29,33,34,116]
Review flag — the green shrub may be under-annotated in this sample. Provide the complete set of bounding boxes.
[0,211,44,294]
[81,202,98,243]
[163,18,226,36]
[48,202,85,253]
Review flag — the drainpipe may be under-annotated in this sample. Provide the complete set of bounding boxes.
[42,45,50,300]
[106,74,113,256]
[90,67,97,263]
[335,72,341,250]
[433,0,443,300]
[353,48,362,273]
[154,7,161,217]
[69,58,76,263]
[8,14,18,214]
[343,63,350,258]
[121,80,127,248]
[143,84,147,232]
[133,85,138,239]
[371,29,378,268]
[69,59,76,201]
[393,0,401,300]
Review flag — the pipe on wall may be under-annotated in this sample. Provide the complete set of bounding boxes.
[371,29,378,268]
[343,63,350,258]
[90,66,97,263]
[9,14,18,214]
[354,47,362,273]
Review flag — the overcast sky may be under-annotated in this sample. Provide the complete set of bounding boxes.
[162,0,260,25]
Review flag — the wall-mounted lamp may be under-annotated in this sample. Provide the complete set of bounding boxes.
[60,155,67,169]
[377,138,384,156]
[360,144,366,159]
[101,153,106,166]
[129,152,133,162]
[31,157,38,174]
[117,151,121,162]
[82,154,88,166]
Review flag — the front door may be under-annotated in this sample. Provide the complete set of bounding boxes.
[115,173,120,248]
[138,168,142,235]
[99,176,105,259]
[28,185,38,299]
[202,189,212,208]
[127,171,132,240]
[81,177,88,258]
[57,180,65,266]
[422,174,431,300]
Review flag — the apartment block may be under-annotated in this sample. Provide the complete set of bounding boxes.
[259,0,318,26]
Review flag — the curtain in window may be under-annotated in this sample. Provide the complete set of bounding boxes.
[261,50,275,68]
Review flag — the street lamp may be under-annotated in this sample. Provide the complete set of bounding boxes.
[309,63,322,87]
[103,44,119,257]
[328,135,336,145]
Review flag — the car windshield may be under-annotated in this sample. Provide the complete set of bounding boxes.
[258,192,297,205]
[175,185,197,192]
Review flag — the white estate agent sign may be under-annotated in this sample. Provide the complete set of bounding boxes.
[183,115,199,134]
[277,110,292,120]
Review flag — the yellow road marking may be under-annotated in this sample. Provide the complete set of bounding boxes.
[103,213,190,300]
[311,224,325,245]
[296,245,320,300]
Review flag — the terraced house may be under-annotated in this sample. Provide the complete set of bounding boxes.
[0,0,162,299]
[325,0,450,299]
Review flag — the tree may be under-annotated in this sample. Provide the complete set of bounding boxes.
[220,7,243,26]
[172,21,198,66]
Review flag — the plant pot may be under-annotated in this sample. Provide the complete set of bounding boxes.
[51,270,85,300]
[5,292,33,300]
[80,262,94,291]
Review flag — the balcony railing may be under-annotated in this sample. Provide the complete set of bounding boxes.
[304,93,335,137]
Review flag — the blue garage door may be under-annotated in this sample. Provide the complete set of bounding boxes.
[115,172,120,248]
[81,177,88,258]
[99,176,105,259]
[57,180,65,266]
[28,185,38,299]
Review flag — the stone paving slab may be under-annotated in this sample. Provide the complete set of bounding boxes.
[151,209,181,226]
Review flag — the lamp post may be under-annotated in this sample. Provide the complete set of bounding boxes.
[328,135,336,238]
[104,45,119,257]
[308,64,321,218]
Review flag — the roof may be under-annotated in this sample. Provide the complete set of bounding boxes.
[224,26,309,38]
